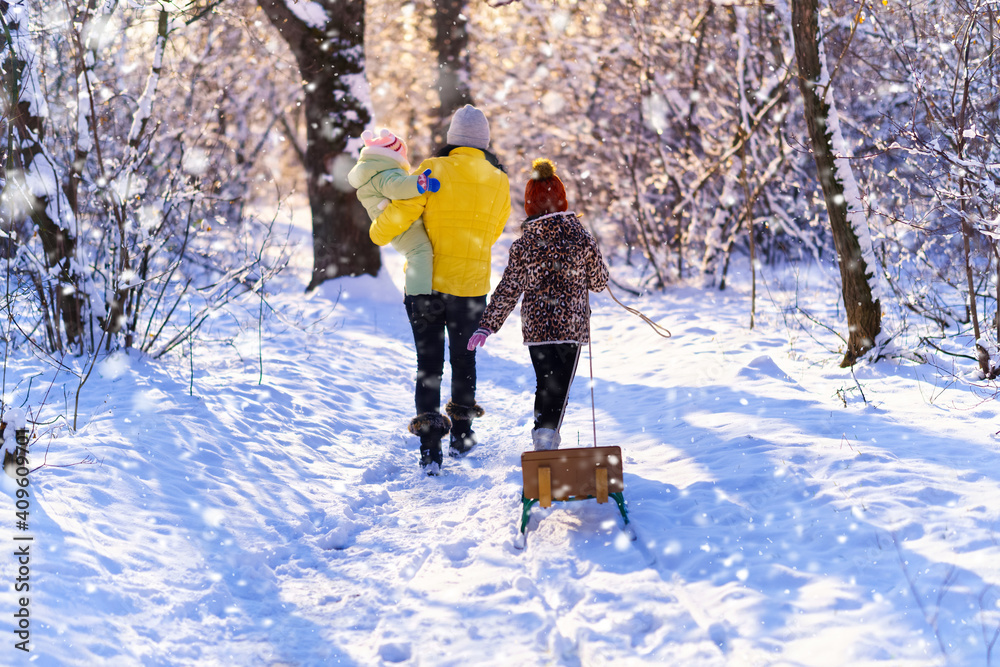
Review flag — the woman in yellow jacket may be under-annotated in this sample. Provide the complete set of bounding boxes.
[370,105,511,474]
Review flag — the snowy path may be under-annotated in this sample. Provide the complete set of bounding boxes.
[5,242,1000,666]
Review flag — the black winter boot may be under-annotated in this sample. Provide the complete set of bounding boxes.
[419,438,443,474]
[446,401,485,457]
[449,420,476,456]
[409,412,451,475]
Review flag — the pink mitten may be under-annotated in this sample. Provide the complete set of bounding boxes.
[467,328,491,351]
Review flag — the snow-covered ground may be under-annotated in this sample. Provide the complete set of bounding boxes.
[2,211,1000,666]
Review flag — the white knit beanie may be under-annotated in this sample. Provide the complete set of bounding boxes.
[446,105,491,150]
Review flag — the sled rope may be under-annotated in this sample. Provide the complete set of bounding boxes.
[606,285,672,339]
[586,285,669,448]
[588,339,598,448]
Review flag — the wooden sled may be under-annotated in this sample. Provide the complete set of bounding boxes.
[519,445,630,536]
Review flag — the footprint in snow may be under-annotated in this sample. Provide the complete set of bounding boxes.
[737,355,798,386]
[377,642,412,663]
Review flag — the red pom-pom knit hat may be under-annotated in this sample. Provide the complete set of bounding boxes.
[524,158,568,218]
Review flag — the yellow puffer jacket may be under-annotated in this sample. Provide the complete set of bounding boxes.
[370,147,511,297]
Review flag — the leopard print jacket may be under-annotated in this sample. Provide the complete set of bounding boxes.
[479,212,609,344]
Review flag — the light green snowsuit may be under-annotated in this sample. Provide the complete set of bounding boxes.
[347,150,433,295]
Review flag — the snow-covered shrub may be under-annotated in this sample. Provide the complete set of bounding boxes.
[834,0,1000,374]
[0,0,300,357]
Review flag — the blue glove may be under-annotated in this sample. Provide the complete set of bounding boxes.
[416,169,441,194]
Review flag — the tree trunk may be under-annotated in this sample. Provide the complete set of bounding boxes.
[257,0,379,290]
[431,0,473,146]
[791,0,881,367]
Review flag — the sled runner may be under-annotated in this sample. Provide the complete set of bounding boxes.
[518,445,630,539]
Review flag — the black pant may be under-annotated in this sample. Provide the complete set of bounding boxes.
[405,293,486,416]
[529,343,581,431]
